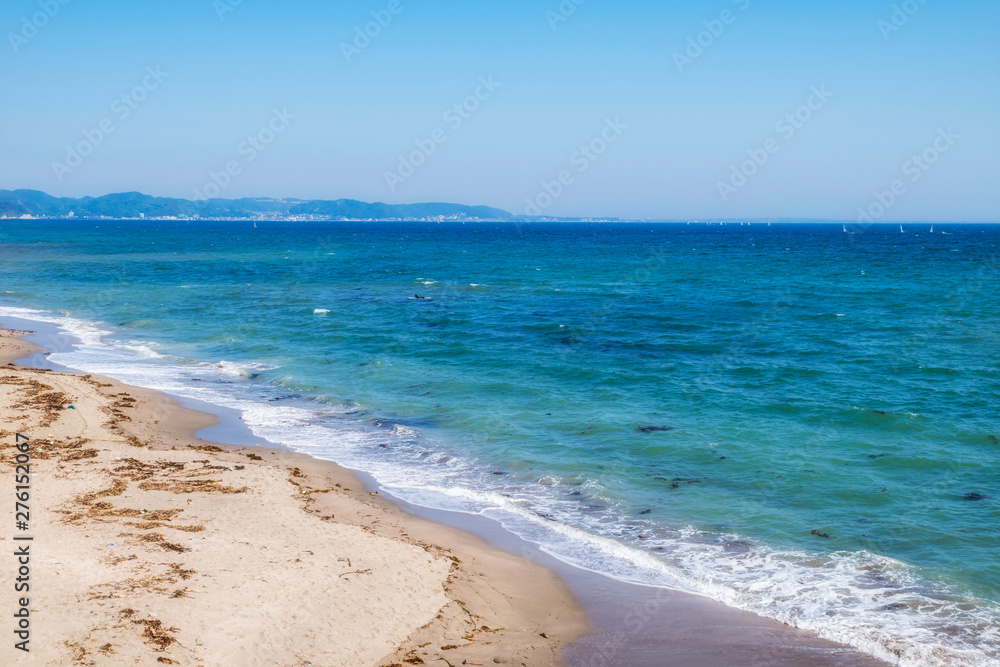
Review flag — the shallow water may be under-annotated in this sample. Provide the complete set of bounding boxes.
[1,220,998,665]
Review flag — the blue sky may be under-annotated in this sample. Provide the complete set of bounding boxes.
[1,0,997,220]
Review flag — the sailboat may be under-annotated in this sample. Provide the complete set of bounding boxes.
[843,224,847,232]
[900,225,905,233]
[930,225,934,233]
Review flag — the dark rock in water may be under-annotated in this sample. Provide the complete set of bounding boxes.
[881,602,908,612]
[810,529,831,538]
[964,493,990,500]
[636,425,674,433]
[670,478,701,489]
[987,435,999,444]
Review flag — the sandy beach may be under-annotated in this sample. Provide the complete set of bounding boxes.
[0,323,895,667]
[0,328,587,666]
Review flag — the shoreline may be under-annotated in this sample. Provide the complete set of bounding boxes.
[0,326,587,665]
[0,319,889,666]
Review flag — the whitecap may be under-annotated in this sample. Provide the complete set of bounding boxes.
[4,305,998,667]
[215,360,280,378]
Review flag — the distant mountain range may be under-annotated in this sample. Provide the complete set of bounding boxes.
[0,189,516,221]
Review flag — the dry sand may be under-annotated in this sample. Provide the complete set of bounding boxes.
[0,328,587,666]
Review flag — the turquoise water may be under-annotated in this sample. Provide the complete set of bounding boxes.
[1,220,998,665]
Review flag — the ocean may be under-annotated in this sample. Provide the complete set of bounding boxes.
[1,219,997,665]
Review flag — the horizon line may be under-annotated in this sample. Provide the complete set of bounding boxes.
[1,188,997,225]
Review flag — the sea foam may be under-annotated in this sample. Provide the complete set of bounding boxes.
[1,305,998,667]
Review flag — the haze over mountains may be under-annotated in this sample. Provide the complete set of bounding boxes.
[0,189,517,221]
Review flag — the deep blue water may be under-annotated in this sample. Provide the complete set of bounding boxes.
[1,220,998,665]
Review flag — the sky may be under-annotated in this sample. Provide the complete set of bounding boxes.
[1,0,998,221]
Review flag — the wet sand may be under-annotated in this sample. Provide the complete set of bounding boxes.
[0,322,888,666]
[0,327,585,666]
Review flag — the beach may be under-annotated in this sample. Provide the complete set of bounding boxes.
[2,219,995,666]
[0,321,896,667]
[5,0,997,662]
[0,327,586,666]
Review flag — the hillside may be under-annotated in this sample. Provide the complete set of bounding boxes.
[0,189,514,221]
